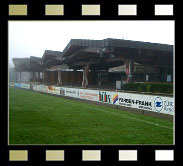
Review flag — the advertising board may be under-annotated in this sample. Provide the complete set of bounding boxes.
[9,82,14,86]
[60,87,66,96]
[14,83,21,88]
[98,91,114,104]
[118,92,153,111]
[33,84,38,91]
[153,96,174,115]
[21,83,30,89]
[112,93,119,105]
[24,84,175,115]
[54,87,61,95]
[118,92,174,115]
[14,83,30,89]
[79,89,98,101]
[38,85,46,92]
[46,86,59,95]
[64,87,79,98]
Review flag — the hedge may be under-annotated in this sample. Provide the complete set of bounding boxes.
[123,82,173,94]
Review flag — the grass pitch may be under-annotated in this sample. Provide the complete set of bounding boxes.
[9,87,173,144]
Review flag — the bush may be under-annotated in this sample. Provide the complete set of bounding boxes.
[137,87,142,92]
[146,84,151,92]
[123,82,173,94]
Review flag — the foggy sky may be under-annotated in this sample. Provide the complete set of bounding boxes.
[8,21,174,67]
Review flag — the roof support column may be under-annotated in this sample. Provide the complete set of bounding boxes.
[144,60,146,82]
[58,71,62,85]
[82,65,89,88]
[20,72,21,83]
[33,72,35,82]
[15,72,17,82]
[38,72,40,81]
[125,58,134,83]
[43,70,45,83]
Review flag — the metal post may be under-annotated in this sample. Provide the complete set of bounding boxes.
[82,65,89,88]
[38,72,40,81]
[165,64,168,82]
[58,71,62,85]
[15,72,17,82]
[143,61,146,82]
[125,58,134,83]
[20,72,21,83]
[42,70,45,82]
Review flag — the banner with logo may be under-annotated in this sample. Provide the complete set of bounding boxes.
[59,87,66,96]
[33,84,39,91]
[46,86,60,95]
[98,91,114,104]
[14,83,21,88]
[53,87,60,95]
[118,92,154,112]
[33,84,38,91]
[33,84,47,92]
[39,85,47,92]
[20,83,30,89]
[112,93,119,105]
[9,82,14,86]
[117,92,174,115]
[14,83,30,89]
[79,89,98,101]
[153,96,174,115]
[63,87,79,98]
[18,83,174,116]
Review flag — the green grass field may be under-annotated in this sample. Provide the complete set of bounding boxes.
[9,87,173,145]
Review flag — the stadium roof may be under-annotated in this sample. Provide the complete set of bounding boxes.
[13,38,173,72]
[42,50,63,61]
[61,38,173,70]
[13,56,42,72]
[42,50,63,68]
[12,58,30,71]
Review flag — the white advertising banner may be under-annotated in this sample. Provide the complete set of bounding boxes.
[20,83,30,89]
[118,92,154,112]
[40,85,47,92]
[60,87,66,96]
[117,92,174,115]
[37,85,46,92]
[46,86,60,95]
[33,84,38,91]
[153,96,174,115]
[79,89,99,101]
[64,87,79,98]
[9,82,14,86]
[14,83,21,88]
[54,87,61,95]
[29,84,174,116]
[33,84,46,92]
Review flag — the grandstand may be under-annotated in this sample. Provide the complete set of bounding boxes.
[12,38,173,88]
[9,38,174,144]
[10,38,174,117]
